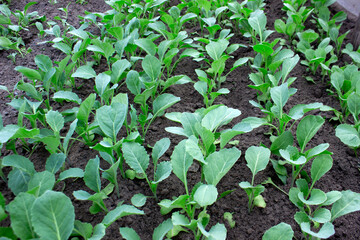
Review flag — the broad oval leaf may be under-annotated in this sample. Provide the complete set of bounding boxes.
[201,106,241,132]
[142,55,161,81]
[28,171,55,196]
[296,115,325,152]
[262,222,294,240]
[122,142,149,175]
[205,39,229,61]
[131,193,147,208]
[245,146,270,177]
[153,161,172,184]
[102,204,144,227]
[71,65,96,79]
[153,219,173,240]
[120,227,141,240]
[311,155,333,183]
[84,156,101,193]
[31,191,75,240]
[204,148,241,186]
[194,184,218,207]
[8,193,37,240]
[298,189,327,205]
[300,222,335,239]
[96,102,127,141]
[171,140,193,186]
[335,124,360,148]
[45,110,64,133]
[152,138,171,163]
[153,94,180,118]
[331,190,360,221]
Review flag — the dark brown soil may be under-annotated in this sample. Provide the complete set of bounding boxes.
[1,0,360,239]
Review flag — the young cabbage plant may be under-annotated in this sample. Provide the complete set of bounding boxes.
[249,41,300,102]
[335,92,360,154]
[73,156,114,214]
[329,65,360,122]
[7,190,75,240]
[149,6,196,40]
[12,2,44,28]
[155,138,241,239]
[297,32,337,80]
[246,9,273,44]
[264,189,360,240]
[287,155,360,240]
[121,138,172,200]
[165,105,266,158]
[125,69,182,138]
[342,43,360,67]
[272,115,332,185]
[239,146,270,212]
[250,83,331,138]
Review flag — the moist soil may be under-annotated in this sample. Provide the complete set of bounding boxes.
[0,0,360,239]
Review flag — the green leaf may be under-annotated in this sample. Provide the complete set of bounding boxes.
[296,115,325,152]
[348,92,360,120]
[153,161,172,184]
[298,189,327,205]
[31,191,75,240]
[7,193,36,240]
[77,93,95,124]
[311,155,333,183]
[96,103,127,141]
[194,184,218,207]
[15,66,41,81]
[185,136,205,164]
[204,148,241,186]
[111,59,131,84]
[253,44,273,56]
[35,54,52,72]
[120,227,141,240]
[153,94,180,118]
[131,193,147,207]
[245,146,270,177]
[207,223,227,240]
[262,222,294,240]
[171,140,193,186]
[95,73,110,97]
[300,222,335,239]
[102,204,144,227]
[53,91,82,104]
[270,83,289,108]
[142,55,161,81]
[28,171,55,196]
[248,10,266,39]
[0,36,13,48]
[58,168,84,181]
[84,156,101,193]
[135,38,157,56]
[310,208,331,223]
[89,223,106,240]
[45,110,64,133]
[201,106,241,132]
[335,124,360,148]
[8,169,31,195]
[2,155,35,174]
[71,65,96,79]
[205,39,229,60]
[73,220,93,239]
[153,219,173,240]
[331,190,360,221]
[0,125,20,144]
[270,131,294,155]
[122,142,149,175]
[126,70,142,95]
[152,138,171,163]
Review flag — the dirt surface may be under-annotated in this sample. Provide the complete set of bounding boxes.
[1,0,360,239]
